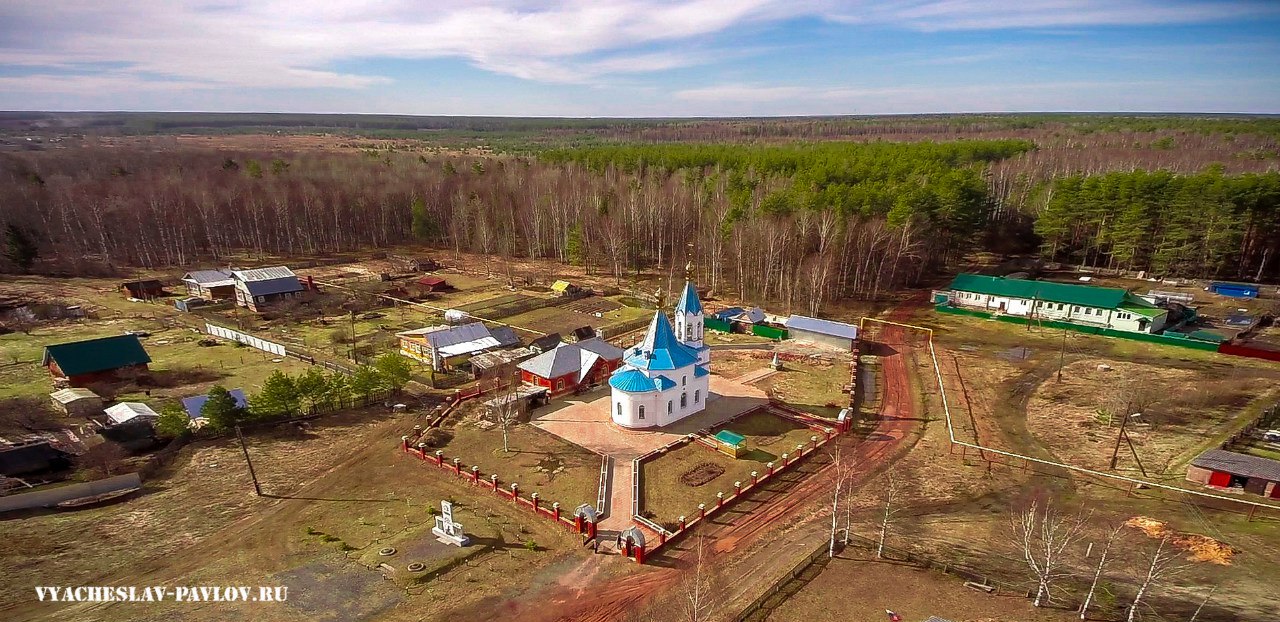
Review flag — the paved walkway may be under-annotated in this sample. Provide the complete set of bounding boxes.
[532,375,768,534]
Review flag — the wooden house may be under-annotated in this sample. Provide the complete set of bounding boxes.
[231,266,305,311]
[181,269,235,300]
[42,334,151,387]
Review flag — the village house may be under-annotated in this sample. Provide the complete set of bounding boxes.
[518,338,624,397]
[181,269,235,300]
[940,273,1169,334]
[397,322,521,371]
[1187,449,1280,498]
[42,334,151,387]
[121,279,165,299]
[231,266,305,311]
[49,388,104,418]
[551,280,583,297]
[529,333,562,354]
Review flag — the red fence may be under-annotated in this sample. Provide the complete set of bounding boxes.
[400,435,588,535]
[1219,342,1280,363]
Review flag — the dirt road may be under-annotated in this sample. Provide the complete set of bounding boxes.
[470,307,926,622]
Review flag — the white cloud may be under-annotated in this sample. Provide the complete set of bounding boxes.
[1,0,1272,97]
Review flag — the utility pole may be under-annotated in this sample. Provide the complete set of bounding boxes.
[349,309,357,363]
[1057,328,1067,383]
[235,425,262,496]
[1109,412,1132,470]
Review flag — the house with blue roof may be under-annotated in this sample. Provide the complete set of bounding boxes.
[609,276,712,429]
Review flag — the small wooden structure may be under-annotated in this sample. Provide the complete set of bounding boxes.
[49,388,103,418]
[121,279,165,299]
[713,430,747,458]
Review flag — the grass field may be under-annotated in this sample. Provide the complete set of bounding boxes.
[0,316,312,404]
[755,360,850,418]
[440,411,601,509]
[641,411,816,526]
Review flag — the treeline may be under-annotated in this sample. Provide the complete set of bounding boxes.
[1035,169,1280,279]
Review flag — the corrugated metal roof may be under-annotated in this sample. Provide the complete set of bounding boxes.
[42,334,151,377]
[182,269,234,286]
[489,326,521,348]
[233,266,296,281]
[50,388,100,404]
[438,336,502,357]
[785,315,859,340]
[1192,449,1280,482]
[517,338,622,379]
[470,347,535,369]
[104,402,161,425]
[946,273,1150,310]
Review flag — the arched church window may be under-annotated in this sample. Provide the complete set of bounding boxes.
[681,393,687,408]
[617,402,622,417]
[695,389,700,403]
[667,401,672,414]
[638,405,645,420]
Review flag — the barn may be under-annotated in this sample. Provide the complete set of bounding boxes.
[231,266,305,311]
[517,338,624,397]
[1207,282,1260,299]
[1186,449,1280,498]
[181,269,235,300]
[784,315,859,351]
[42,334,152,387]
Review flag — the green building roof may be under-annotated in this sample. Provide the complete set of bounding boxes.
[714,430,746,447]
[946,274,1159,311]
[42,334,151,376]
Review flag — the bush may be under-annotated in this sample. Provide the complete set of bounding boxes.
[524,539,537,551]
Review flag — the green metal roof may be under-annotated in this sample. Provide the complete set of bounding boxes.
[42,334,151,376]
[714,430,746,447]
[946,274,1156,310]
[1119,301,1166,318]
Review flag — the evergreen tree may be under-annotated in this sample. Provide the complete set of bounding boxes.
[253,370,301,417]
[3,224,39,273]
[410,197,437,241]
[566,224,585,265]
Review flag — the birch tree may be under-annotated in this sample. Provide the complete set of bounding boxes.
[877,468,901,559]
[1010,499,1091,608]
[682,535,715,622]
[1080,521,1125,620]
[1127,536,1187,622]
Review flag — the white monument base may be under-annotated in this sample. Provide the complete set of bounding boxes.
[432,524,470,547]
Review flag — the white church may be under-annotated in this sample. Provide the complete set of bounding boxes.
[609,278,712,429]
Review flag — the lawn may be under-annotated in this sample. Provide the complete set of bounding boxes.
[641,410,816,526]
[0,317,312,404]
[755,359,851,418]
[438,413,602,510]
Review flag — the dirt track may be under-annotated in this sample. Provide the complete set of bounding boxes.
[484,306,925,622]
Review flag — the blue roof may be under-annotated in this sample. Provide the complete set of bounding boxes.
[182,389,248,419]
[609,369,676,393]
[624,311,700,371]
[675,280,703,315]
[693,365,710,378]
[714,430,746,446]
[713,307,744,321]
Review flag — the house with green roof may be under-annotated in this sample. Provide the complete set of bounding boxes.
[42,334,151,387]
[940,274,1168,334]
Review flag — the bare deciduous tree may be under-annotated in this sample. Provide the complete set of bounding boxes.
[877,467,901,559]
[1127,535,1188,622]
[487,373,521,454]
[826,445,856,558]
[1081,521,1125,620]
[682,535,716,622]
[1010,499,1091,608]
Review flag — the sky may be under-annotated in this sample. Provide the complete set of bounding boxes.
[1,0,1278,116]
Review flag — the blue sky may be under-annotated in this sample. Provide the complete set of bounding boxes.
[1,1,1278,116]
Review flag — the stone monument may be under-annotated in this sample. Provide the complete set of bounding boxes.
[432,500,470,547]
